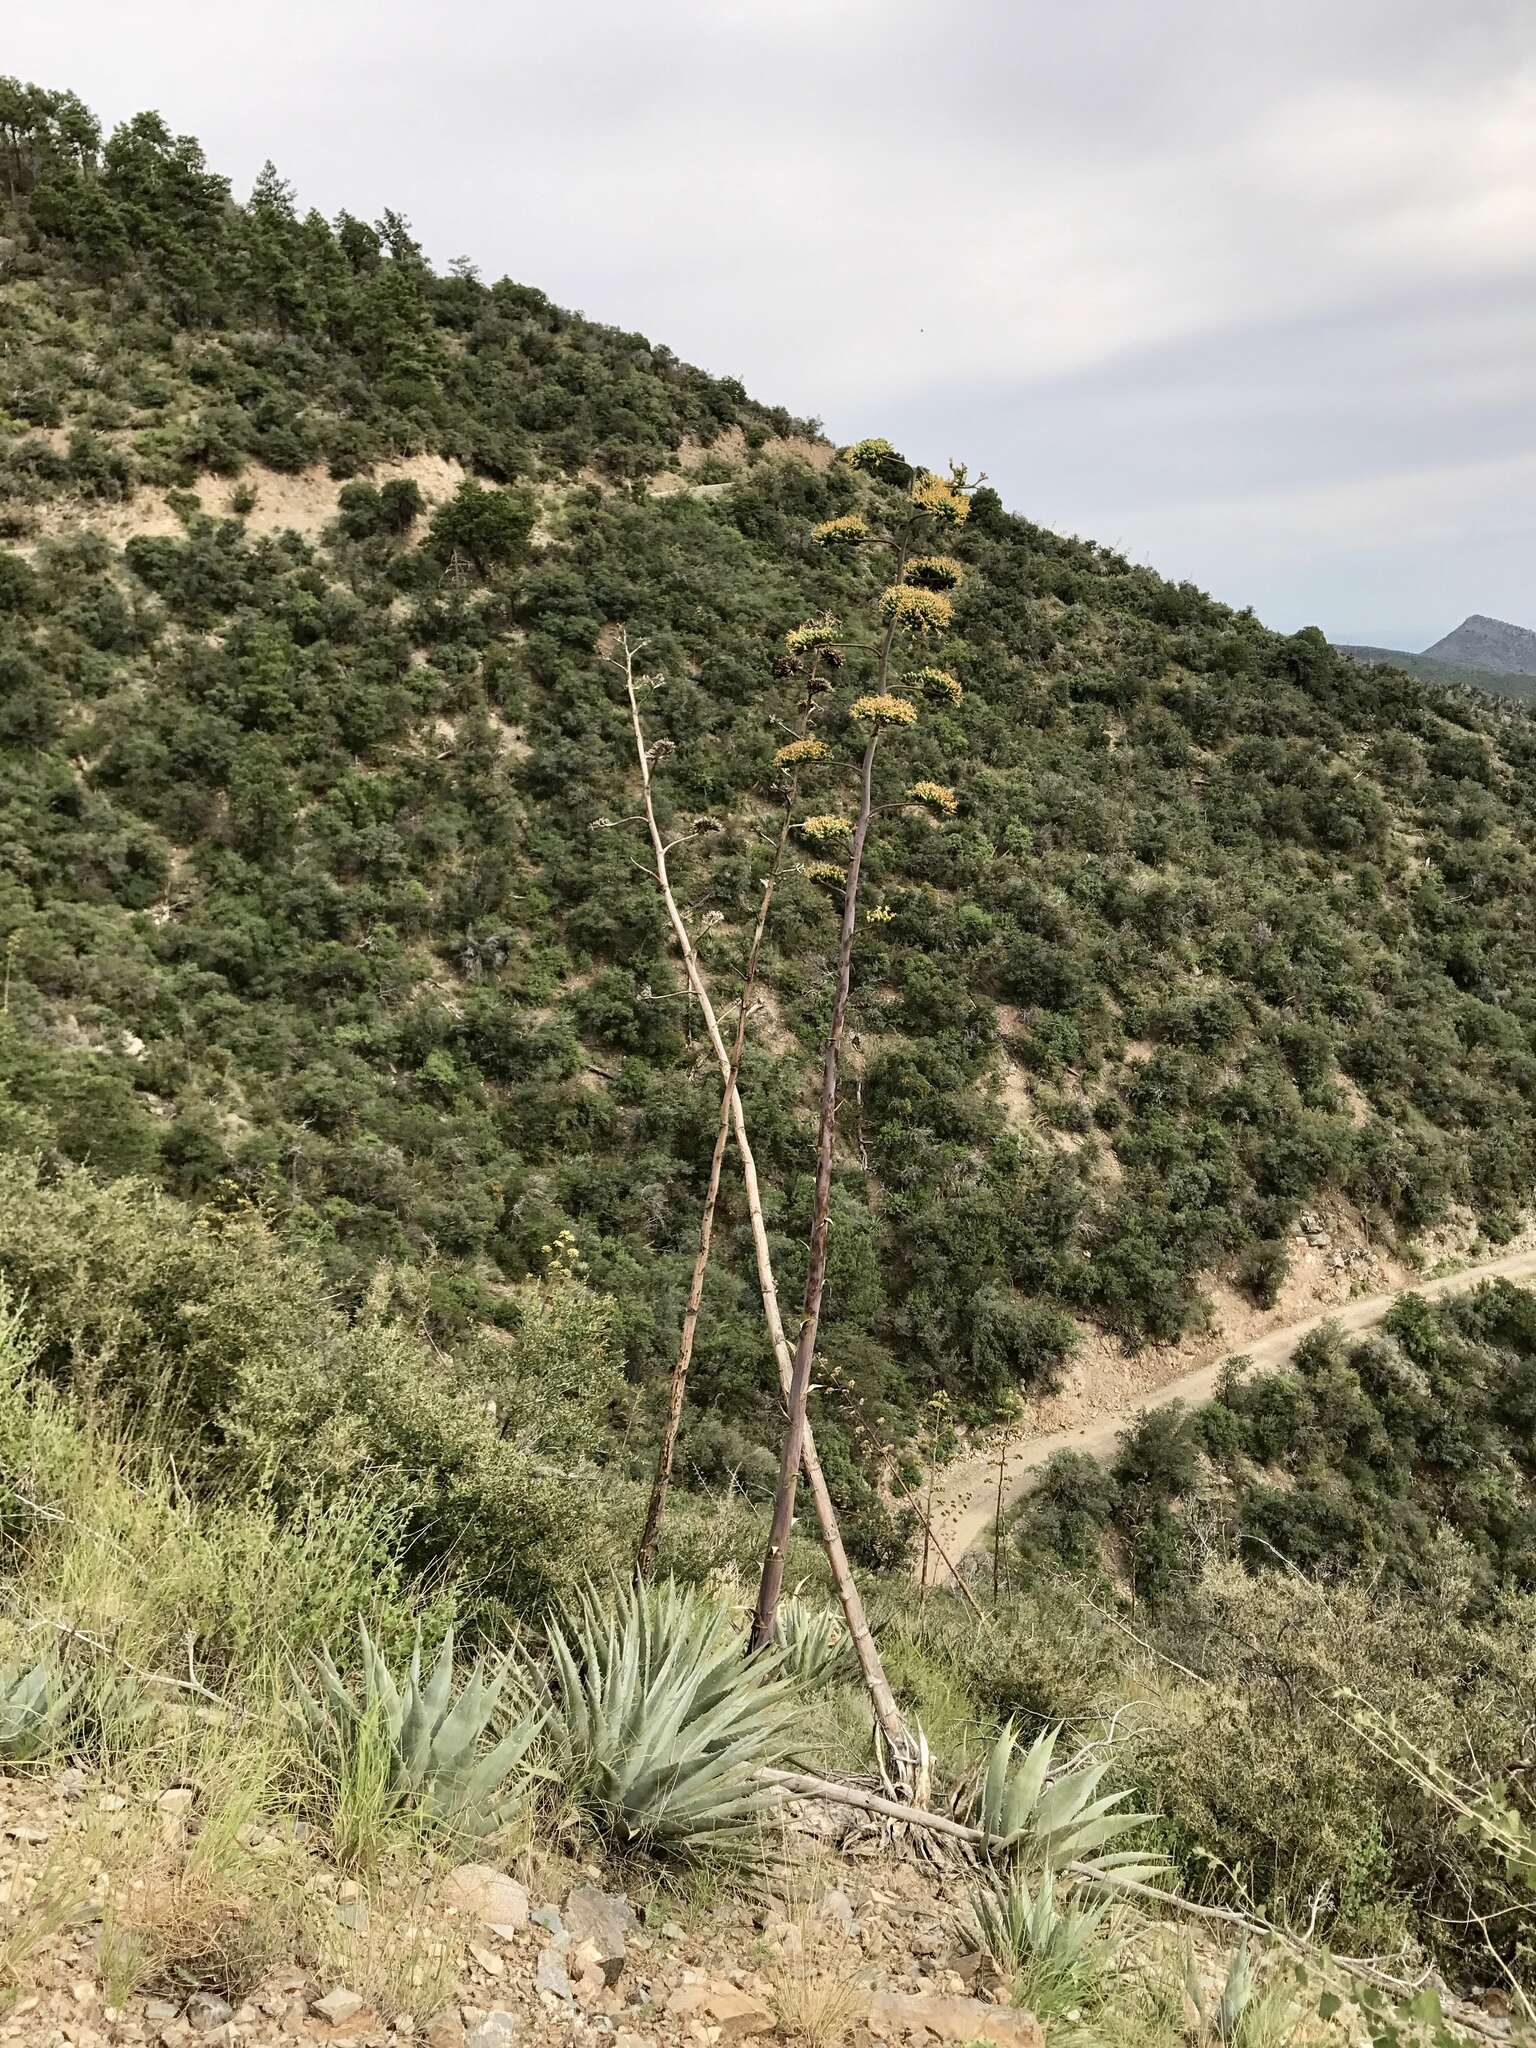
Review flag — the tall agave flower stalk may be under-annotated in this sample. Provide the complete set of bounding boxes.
[611,632,912,1765]
[748,452,972,1657]
[633,659,829,1583]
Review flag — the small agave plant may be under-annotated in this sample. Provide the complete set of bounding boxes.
[969,1866,1119,2019]
[775,1596,854,1692]
[0,1660,73,1763]
[971,1722,1166,1887]
[295,1622,542,1842]
[547,1578,797,1863]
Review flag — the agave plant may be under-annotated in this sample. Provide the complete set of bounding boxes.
[971,1722,1166,1887]
[546,1577,797,1863]
[295,1622,542,1842]
[775,1596,853,1692]
[969,1867,1118,2019]
[0,1660,73,1763]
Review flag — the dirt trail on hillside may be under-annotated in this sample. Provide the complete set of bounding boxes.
[921,1245,1536,1581]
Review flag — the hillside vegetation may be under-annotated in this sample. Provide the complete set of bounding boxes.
[3,80,1536,2022]
[7,88,1536,1481]
[1337,641,1536,701]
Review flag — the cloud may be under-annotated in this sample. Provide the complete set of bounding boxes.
[7,0,1535,645]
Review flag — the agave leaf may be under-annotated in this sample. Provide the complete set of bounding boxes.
[1031,1759,1113,1838]
[1006,1727,1059,1837]
[979,1725,1016,1835]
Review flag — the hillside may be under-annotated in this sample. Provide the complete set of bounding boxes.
[6,80,1536,2022]
[1426,613,1536,677]
[1337,616,1536,704]
[1336,641,1536,699]
[7,82,1536,1508]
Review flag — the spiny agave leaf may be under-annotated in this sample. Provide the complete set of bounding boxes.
[980,1726,1014,1831]
[1045,1806,1150,1866]
[548,1575,796,1864]
[1031,1758,1113,1838]
[419,1627,458,1733]
[0,1659,74,1761]
[300,1618,537,1843]
[976,1722,1058,1841]
[1069,1851,1170,1892]
[1217,1942,1254,2039]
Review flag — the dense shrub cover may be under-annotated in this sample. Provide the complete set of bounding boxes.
[1018,1282,1536,1608]
[4,79,1536,1497]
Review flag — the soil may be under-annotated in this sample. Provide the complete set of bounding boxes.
[14,455,469,552]
[921,1226,1536,1579]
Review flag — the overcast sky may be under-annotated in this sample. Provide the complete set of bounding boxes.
[12,1,1535,648]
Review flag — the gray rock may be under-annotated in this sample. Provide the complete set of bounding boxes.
[818,1887,859,1940]
[466,2015,517,2048]
[535,1948,574,2002]
[187,1993,234,2032]
[564,1886,636,1985]
[143,2002,179,2024]
[313,1987,365,2026]
[443,1864,530,1938]
[529,1902,564,1936]
[335,1895,370,1931]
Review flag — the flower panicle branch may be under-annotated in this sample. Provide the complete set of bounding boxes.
[850,691,918,728]
[878,584,953,636]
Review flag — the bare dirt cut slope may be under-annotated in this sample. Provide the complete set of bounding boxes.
[925,1240,1536,1576]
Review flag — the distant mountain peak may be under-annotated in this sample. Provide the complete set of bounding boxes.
[1423,614,1536,677]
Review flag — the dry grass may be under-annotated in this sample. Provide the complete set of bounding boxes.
[303,1869,463,2025]
[766,1934,865,2048]
[0,1848,94,2013]
[761,1841,867,2048]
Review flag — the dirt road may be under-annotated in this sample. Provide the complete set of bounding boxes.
[922,1246,1536,1579]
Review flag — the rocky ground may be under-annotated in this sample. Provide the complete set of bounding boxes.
[0,1772,1048,2048]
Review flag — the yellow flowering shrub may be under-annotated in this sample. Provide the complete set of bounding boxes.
[907,780,958,815]
[811,514,871,547]
[774,736,828,769]
[879,585,954,636]
[907,666,963,706]
[904,554,965,591]
[850,693,918,728]
[913,471,970,524]
[784,612,841,656]
[802,859,847,886]
[799,813,854,842]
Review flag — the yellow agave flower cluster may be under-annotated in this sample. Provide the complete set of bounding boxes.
[802,859,847,886]
[774,736,828,769]
[850,692,918,728]
[784,612,841,657]
[841,437,898,473]
[907,666,963,706]
[907,780,959,816]
[904,554,965,592]
[811,514,871,547]
[879,585,954,636]
[864,904,895,925]
[912,470,970,524]
[799,812,855,842]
